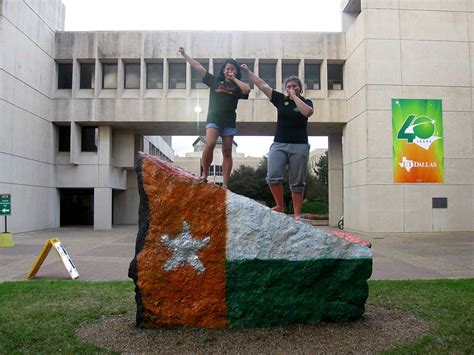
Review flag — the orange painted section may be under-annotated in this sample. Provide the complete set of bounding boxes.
[136,156,228,328]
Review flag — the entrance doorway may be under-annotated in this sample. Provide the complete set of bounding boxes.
[60,189,94,226]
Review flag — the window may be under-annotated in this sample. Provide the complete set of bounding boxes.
[124,62,140,89]
[58,126,70,152]
[239,60,254,88]
[282,62,299,87]
[146,62,163,89]
[206,165,223,176]
[259,62,276,89]
[304,63,321,90]
[80,63,95,89]
[192,60,209,89]
[212,60,225,76]
[328,63,343,90]
[102,63,117,89]
[168,63,186,89]
[58,63,72,89]
[81,126,98,152]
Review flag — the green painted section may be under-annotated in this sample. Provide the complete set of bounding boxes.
[226,258,372,328]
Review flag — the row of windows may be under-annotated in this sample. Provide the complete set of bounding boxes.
[58,126,98,152]
[58,126,172,161]
[148,142,172,162]
[200,165,223,176]
[57,60,343,91]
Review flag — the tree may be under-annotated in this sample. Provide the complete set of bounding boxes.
[316,151,328,185]
[227,165,261,201]
[229,157,292,212]
[307,151,328,204]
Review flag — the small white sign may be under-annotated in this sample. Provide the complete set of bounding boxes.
[53,241,80,280]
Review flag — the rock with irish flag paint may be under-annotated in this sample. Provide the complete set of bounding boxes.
[129,153,372,329]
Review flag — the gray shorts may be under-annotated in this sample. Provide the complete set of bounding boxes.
[267,142,310,192]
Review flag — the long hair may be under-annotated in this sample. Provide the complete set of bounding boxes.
[217,59,242,81]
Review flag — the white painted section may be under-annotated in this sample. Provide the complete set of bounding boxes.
[226,193,372,261]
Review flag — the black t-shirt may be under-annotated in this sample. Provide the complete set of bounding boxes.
[203,72,249,128]
[270,90,313,144]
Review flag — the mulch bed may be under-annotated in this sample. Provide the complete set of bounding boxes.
[76,305,428,353]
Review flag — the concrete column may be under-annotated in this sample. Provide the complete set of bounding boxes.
[276,58,282,92]
[98,126,112,165]
[328,133,343,227]
[72,59,79,97]
[299,59,305,88]
[140,58,145,98]
[321,59,328,99]
[94,58,101,97]
[94,187,112,230]
[70,122,81,165]
[163,58,169,97]
[186,61,191,97]
[117,59,124,97]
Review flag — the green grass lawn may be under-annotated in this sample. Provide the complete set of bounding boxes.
[0,279,472,353]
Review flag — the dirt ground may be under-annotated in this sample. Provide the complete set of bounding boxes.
[76,305,428,354]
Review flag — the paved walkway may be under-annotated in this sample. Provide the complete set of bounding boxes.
[0,225,472,281]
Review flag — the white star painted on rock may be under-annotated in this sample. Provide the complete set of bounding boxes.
[161,221,210,273]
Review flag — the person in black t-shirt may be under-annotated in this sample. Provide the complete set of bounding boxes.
[241,64,314,220]
[179,47,250,188]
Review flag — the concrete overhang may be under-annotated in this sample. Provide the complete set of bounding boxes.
[76,121,343,137]
[342,0,361,14]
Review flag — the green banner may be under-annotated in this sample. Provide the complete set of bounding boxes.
[392,99,444,183]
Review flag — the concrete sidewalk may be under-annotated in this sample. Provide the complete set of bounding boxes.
[0,225,472,281]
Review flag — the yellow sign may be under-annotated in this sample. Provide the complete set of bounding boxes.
[27,238,80,280]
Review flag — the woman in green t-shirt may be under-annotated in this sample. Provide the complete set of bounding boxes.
[179,47,250,189]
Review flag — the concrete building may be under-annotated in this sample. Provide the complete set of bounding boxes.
[1,0,473,234]
[174,137,262,186]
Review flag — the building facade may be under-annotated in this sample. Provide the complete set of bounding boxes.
[174,137,263,186]
[1,0,473,234]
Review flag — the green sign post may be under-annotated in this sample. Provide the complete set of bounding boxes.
[1,194,11,233]
[0,194,11,216]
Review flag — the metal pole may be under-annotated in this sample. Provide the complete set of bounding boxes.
[4,216,6,233]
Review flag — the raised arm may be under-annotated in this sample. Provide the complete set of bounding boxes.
[230,75,251,95]
[288,90,314,118]
[178,47,207,77]
[240,64,272,99]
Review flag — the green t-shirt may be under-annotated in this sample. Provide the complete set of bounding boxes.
[203,72,249,128]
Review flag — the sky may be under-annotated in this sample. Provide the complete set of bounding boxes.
[61,0,341,156]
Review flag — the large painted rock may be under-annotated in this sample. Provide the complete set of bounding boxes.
[129,153,372,329]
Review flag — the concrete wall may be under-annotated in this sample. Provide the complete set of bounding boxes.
[113,171,139,224]
[343,0,474,233]
[53,30,348,136]
[0,0,64,232]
